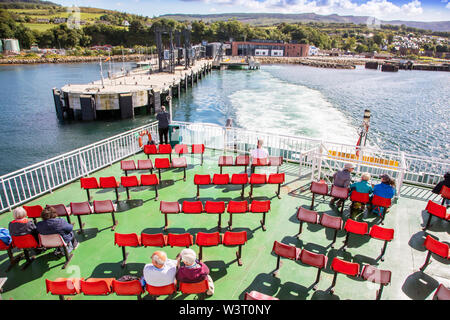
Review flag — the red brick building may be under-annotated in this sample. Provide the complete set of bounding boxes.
[231,41,310,57]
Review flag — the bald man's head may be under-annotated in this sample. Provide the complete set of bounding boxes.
[151,251,167,269]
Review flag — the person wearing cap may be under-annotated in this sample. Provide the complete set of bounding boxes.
[349,173,373,219]
[142,250,178,287]
[370,174,396,217]
[176,248,214,296]
[330,163,354,207]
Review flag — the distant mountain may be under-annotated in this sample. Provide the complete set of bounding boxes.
[160,12,450,32]
[0,0,60,5]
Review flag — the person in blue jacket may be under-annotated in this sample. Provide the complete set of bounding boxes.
[36,207,78,255]
[370,174,396,217]
[349,173,373,218]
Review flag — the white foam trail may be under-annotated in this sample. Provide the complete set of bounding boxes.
[229,70,359,145]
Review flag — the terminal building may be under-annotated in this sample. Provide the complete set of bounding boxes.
[231,40,310,57]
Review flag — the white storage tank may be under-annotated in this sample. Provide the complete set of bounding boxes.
[2,39,20,53]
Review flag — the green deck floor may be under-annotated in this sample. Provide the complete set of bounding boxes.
[0,149,448,300]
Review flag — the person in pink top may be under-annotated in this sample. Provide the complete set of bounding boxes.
[176,248,214,296]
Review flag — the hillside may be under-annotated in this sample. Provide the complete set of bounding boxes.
[160,13,450,32]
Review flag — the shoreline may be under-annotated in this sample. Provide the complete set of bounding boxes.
[254,56,380,69]
[0,54,146,65]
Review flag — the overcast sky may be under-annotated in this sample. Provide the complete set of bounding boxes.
[55,0,450,22]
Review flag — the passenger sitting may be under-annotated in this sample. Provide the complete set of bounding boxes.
[36,207,78,255]
[250,139,269,173]
[176,248,214,296]
[330,163,354,207]
[142,251,178,288]
[370,174,396,217]
[349,173,373,218]
[432,171,450,205]
[8,207,39,243]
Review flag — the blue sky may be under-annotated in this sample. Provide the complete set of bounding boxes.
[56,0,450,21]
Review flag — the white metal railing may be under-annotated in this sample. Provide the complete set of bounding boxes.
[0,120,448,213]
[0,122,159,213]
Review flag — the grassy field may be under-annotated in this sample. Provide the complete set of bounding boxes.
[22,23,56,32]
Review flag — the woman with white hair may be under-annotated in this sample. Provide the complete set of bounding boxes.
[176,248,214,296]
[8,206,39,242]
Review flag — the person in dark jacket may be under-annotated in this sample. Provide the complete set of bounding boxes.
[156,106,171,145]
[8,207,39,243]
[36,207,78,254]
[176,248,214,296]
[330,163,354,207]
[432,172,450,195]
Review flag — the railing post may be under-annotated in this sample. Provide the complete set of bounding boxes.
[397,151,407,198]
[317,142,324,181]
[44,162,53,193]
[1,178,12,212]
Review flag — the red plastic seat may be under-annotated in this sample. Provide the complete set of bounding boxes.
[250,200,271,231]
[167,233,193,248]
[46,204,72,224]
[99,176,120,201]
[0,240,16,271]
[231,173,248,199]
[144,144,158,157]
[80,278,114,296]
[268,173,285,198]
[369,225,395,261]
[182,201,203,214]
[154,158,171,181]
[299,249,328,290]
[179,279,209,295]
[137,159,153,172]
[342,219,369,250]
[268,156,283,168]
[70,202,92,233]
[174,144,188,155]
[360,265,392,300]
[172,157,187,181]
[440,185,450,205]
[93,200,117,230]
[23,205,43,224]
[249,174,267,198]
[296,207,319,235]
[310,181,329,210]
[114,233,141,247]
[227,200,248,230]
[121,175,140,200]
[205,201,226,230]
[196,232,221,261]
[158,144,172,155]
[272,241,301,276]
[330,185,349,214]
[12,234,40,269]
[140,174,159,200]
[350,191,370,204]
[320,213,343,248]
[235,155,250,166]
[46,278,82,300]
[252,157,269,167]
[433,284,450,300]
[191,144,205,165]
[420,235,450,272]
[222,231,247,266]
[146,283,177,298]
[218,156,234,174]
[244,291,279,300]
[80,177,99,202]
[423,200,449,230]
[194,174,211,199]
[121,160,136,173]
[112,279,144,299]
[160,201,180,230]
[212,174,230,185]
[371,195,392,224]
[141,233,168,247]
[329,258,360,294]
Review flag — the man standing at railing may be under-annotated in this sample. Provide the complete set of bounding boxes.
[156,105,171,145]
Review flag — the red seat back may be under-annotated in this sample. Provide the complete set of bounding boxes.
[196,232,221,246]
[182,201,203,214]
[167,233,193,247]
[154,158,171,169]
[137,159,153,170]
[204,201,225,214]
[235,155,250,166]
[268,173,285,184]
[252,158,269,166]
[191,144,205,154]
[121,175,139,187]
[350,191,370,203]
[250,200,271,213]
[299,249,328,269]
[140,174,159,186]
[330,185,349,199]
[46,278,81,296]
[434,284,450,300]
[194,174,211,185]
[0,241,11,250]
[310,181,328,195]
[141,233,167,247]
[158,144,172,154]
[371,195,392,207]
[112,279,143,296]
[268,156,283,166]
[144,144,157,155]
[369,225,394,241]
[424,235,449,259]
[172,157,187,168]
[179,279,209,294]
[114,233,141,247]
[250,174,267,185]
[244,291,279,300]
[160,201,180,213]
[80,177,99,189]
[99,176,119,189]
[440,185,450,199]
[231,173,248,185]
[272,241,300,260]
[297,207,319,224]
[12,234,39,249]
[23,205,43,219]
[331,258,360,276]
[222,231,247,246]
[227,200,248,213]
[212,174,230,185]
[174,144,188,155]
[70,202,92,216]
[360,265,391,285]
[146,283,177,296]
[121,160,136,171]
[93,200,115,213]
[46,204,70,217]
[219,156,233,166]
[80,279,113,295]
[344,219,369,235]
[320,213,343,230]
[425,200,447,219]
